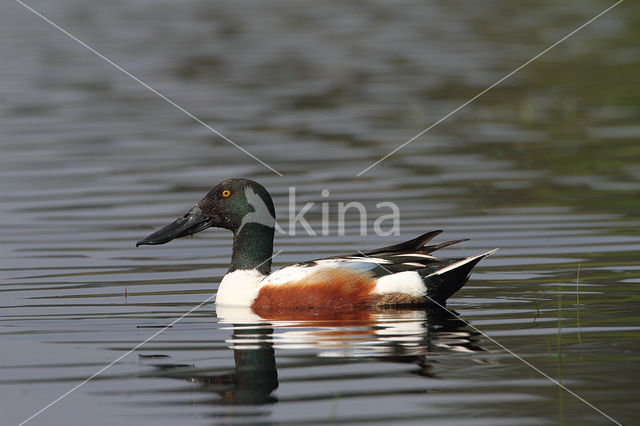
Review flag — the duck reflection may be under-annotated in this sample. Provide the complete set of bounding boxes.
[147,324,279,405]
[148,306,480,405]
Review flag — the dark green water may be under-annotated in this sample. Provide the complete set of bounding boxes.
[1,1,639,425]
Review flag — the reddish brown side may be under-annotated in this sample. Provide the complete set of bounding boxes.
[253,310,375,323]
[251,268,377,317]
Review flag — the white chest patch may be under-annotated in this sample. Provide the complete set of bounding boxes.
[215,269,266,306]
[374,271,425,297]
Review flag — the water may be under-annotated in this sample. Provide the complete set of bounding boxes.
[1,0,639,425]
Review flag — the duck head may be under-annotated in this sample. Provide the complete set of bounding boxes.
[136,178,276,247]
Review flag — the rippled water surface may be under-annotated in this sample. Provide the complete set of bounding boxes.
[1,1,639,425]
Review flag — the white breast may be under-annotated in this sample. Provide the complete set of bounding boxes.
[215,269,266,306]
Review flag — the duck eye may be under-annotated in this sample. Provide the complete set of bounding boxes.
[221,189,231,198]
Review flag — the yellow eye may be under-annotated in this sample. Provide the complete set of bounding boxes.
[221,189,231,198]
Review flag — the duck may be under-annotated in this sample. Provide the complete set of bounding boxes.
[137,178,496,313]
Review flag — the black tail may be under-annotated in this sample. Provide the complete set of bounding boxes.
[422,249,498,304]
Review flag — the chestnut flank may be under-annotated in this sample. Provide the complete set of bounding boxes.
[251,268,376,315]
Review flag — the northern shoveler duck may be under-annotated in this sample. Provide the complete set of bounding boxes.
[137,178,496,312]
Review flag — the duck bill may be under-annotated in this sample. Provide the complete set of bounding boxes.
[136,205,212,246]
